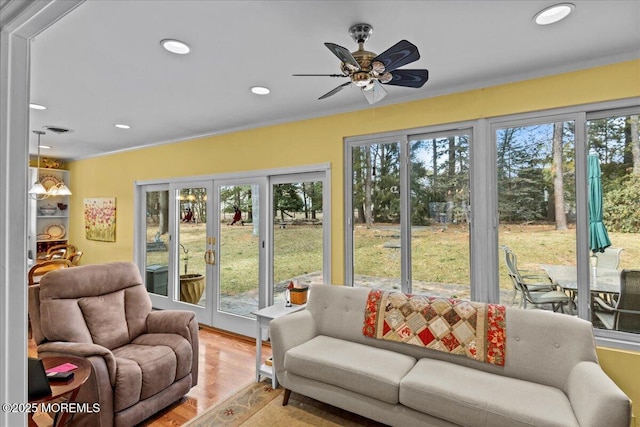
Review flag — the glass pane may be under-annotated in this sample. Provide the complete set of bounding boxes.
[178,187,207,306]
[273,180,324,304]
[410,134,471,298]
[145,190,169,297]
[352,142,401,289]
[588,113,640,334]
[496,121,576,315]
[219,184,259,317]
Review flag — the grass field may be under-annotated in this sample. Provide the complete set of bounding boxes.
[147,222,640,296]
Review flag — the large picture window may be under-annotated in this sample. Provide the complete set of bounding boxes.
[347,130,471,297]
[496,120,577,314]
[587,110,640,334]
[345,102,640,346]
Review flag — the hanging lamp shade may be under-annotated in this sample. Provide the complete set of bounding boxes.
[51,183,72,196]
[29,182,47,195]
[28,130,71,199]
[29,130,49,199]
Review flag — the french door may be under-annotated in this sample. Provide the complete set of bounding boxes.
[212,177,266,337]
[140,182,214,325]
[137,166,329,337]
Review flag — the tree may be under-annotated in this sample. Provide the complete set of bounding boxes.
[273,183,303,220]
[552,122,567,230]
[158,190,169,234]
[364,145,373,226]
[630,115,640,176]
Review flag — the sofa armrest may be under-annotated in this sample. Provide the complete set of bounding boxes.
[269,310,317,382]
[38,341,117,386]
[146,310,199,386]
[565,361,631,427]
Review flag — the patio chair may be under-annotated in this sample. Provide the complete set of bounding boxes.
[593,269,640,333]
[500,246,570,312]
[500,245,556,307]
[594,247,624,270]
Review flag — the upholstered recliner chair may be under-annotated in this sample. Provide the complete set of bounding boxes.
[29,262,199,427]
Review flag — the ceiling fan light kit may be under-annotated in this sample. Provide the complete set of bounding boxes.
[294,23,429,104]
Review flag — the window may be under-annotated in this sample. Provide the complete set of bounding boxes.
[350,140,402,289]
[587,110,640,335]
[346,129,472,297]
[496,120,577,314]
[345,100,640,348]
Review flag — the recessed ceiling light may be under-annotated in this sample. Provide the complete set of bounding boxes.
[30,103,47,110]
[251,86,271,95]
[534,3,575,25]
[38,145,51,149]
[114,124,131,129]
[160,39,190,55]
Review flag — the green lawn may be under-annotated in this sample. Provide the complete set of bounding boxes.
[147,222,640,296]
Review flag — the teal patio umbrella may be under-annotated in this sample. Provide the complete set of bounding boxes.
[588,153,611,254]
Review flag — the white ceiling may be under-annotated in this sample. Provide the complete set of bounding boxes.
[27,0,640,160]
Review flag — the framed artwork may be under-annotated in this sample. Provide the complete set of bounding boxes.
[84,197,116,242]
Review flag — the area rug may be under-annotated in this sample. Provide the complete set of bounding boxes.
[184,380,387,426]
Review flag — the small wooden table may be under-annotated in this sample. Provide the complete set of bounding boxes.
[251,303,306,389]
[29,356,92,427]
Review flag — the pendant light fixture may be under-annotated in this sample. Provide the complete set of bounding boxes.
[28,130,72,199]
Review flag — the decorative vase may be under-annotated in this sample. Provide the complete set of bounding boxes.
[179,274,205,304]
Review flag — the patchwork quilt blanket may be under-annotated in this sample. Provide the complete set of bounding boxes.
[362,290,506,366]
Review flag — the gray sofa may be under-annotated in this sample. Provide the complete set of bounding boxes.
[270,285,631,427]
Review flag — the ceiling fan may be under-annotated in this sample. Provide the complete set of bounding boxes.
[294,23,429,104]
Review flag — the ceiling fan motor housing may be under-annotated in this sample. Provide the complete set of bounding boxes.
[349,23,373,43]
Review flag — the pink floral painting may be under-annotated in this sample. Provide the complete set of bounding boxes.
[84,197,116,242]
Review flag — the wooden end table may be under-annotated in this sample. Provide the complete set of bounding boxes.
[28,356,92,427]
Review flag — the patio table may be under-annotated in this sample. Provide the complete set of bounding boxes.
[540,264,621,295]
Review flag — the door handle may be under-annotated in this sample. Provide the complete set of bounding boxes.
[204,249,216,265]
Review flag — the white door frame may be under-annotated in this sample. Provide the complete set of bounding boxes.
[1,1,84,424]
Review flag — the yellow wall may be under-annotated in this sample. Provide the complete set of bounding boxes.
[67,59,640,414]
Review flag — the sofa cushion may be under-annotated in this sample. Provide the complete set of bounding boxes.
[400,358,579,427]
[284,335,416,404]
[113,343,177,409]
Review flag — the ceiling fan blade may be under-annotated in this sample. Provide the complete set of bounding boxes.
[324,42,360,70]
[384,69,429,88]
[362,80,388,104]
[292,74,347,77]
[372,40,420,72]
[318,81,351,100]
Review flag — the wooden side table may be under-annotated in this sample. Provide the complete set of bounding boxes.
[252,303,306,389]
[29,356,92,427]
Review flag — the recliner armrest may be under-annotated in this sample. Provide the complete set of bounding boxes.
[565,361,631,427]
[37,341,117,386]
[146,310,195,340]
[146,310,199,386]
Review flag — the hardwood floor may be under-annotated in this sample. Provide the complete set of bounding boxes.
[29,326,272,426]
